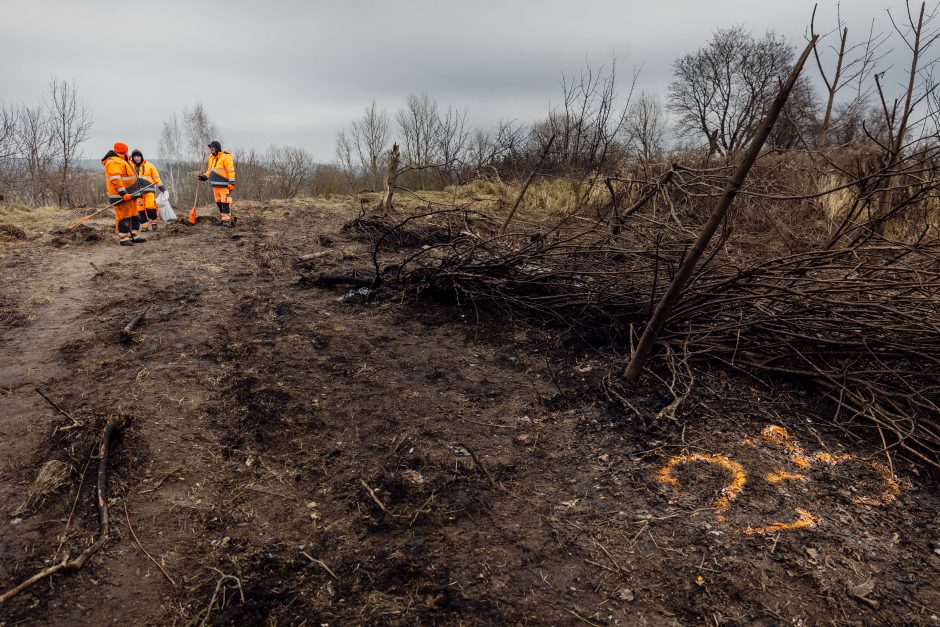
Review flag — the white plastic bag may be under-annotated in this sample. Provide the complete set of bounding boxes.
[156,190,177,221]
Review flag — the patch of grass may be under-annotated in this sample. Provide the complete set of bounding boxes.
[0,204,69,232]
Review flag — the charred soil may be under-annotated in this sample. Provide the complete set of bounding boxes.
[0,199,938,625]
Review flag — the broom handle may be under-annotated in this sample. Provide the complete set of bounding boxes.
[67,183,160,230]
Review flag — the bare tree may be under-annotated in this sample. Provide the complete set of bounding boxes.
[0,103,16,202]
[396,93,441,187]
[334,129,357,192]
[158,112,186,193]
[268,144,315,198]
[350,100,391,190]
[13,103,54,205]
[623,91,667,163]
[46,78,92,207]
[435,105,471,182]
[547,58,634,173]
[669,27,798,156]
[808,4,887,148]
[183,103,219,164]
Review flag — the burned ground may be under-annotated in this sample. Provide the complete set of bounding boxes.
[0,198,938,625]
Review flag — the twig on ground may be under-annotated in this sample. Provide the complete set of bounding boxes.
[36,388,79,427]
[301,551,339,580]
[121,306,151,341]
[199,568,245,627]
[123,502,176,587]
[460,442,500,490]
[138,465,183,494]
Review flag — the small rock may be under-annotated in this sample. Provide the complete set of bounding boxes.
[806,548,819,563]
[514,433,531,445]
[220,536,230,548]
[401,470,424,485]
[615,588,635,602]
[10,517,22,525]
[307,501,318,509]
[598,453,610,463]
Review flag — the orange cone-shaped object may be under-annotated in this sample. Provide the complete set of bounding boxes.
[188,204,197,225]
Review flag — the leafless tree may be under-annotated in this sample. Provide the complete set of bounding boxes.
[183,103,219,164]
[268,144,315,198]
[0,103,16,202]
[669,27,798,156]
[350,100,391,190]
[623,91,667,163]
[467,128,495,174]
[396,93,441,187]
[808,4,887,148]
[547,58,634,172]
[46,78,92,207]
[435,105,471,182]
[158,112,186,193]
[231,145,269,200]
[334,129,357,192]
[12,103,54,205]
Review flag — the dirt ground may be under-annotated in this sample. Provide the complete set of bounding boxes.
[0,198,938,626]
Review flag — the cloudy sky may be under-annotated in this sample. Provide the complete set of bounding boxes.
[0,0,916,160]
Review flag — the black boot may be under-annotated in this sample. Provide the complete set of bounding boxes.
[131,235,147,243]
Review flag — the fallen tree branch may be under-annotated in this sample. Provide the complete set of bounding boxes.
[0,417,123,604]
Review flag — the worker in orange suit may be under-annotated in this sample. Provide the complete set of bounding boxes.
[102,142,146,246]
[197,140,236,226]
[130,149,165,231]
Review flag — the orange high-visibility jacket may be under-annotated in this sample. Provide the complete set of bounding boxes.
[205,151,235,188]
[102,152,140,204]
[135,160,162,192]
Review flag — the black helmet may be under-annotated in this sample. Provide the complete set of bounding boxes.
[208,140,222,151]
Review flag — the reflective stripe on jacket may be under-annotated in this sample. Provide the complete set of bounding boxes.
[205,151,235,187]
[102,151,140,203]
[135,161,162,189]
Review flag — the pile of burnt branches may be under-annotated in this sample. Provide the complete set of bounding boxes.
[363,209,940,467]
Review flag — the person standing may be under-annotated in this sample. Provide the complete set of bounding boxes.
[197,140,235,226]
[130,149,165,231]
[102,142,146,246]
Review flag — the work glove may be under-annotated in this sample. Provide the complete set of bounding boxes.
[122,193,132,202]
[157,184,166,193]
[227,184,234,191]
[197,174,208,181]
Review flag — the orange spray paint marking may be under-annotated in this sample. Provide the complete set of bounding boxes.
[812,452,853,464]
[852,461,900,506]
[657,452,747,519]
[766,469,806,484]
[759,425,811,468]
[743,508,818,535]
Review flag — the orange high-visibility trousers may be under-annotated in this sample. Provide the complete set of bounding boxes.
[212,187,231,203]
[114,199,138,241]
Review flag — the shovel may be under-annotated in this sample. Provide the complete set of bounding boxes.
[188,179,204,225]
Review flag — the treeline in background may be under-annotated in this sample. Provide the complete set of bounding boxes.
[1,5,939,244]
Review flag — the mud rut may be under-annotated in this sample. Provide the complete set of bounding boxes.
[0,201,938,625]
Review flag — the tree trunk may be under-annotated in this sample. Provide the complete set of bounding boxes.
[380,144,400,211]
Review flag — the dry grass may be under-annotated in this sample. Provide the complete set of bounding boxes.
[0,204,70,233]
[13,459,73,516]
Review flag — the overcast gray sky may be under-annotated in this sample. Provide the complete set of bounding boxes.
[0,0,914,160]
